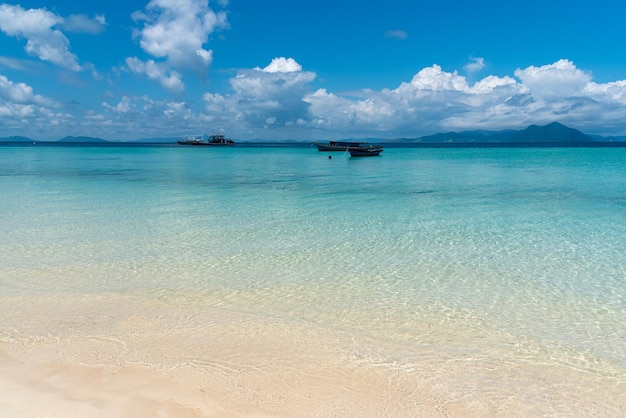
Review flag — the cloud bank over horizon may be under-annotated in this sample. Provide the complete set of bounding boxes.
[6,56,626,141]
[2,3,626,140]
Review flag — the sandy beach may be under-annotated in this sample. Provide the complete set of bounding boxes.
[1,293,624,417]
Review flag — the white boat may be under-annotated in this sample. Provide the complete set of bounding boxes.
[178,133,235,146]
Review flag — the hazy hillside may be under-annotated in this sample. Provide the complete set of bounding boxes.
[57,136,109,143]
[507,122,590,143]
[415,122,592,143]
[2,122,625,143]
[0,136,35,142]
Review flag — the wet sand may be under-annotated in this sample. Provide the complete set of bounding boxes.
[1,294,624,417]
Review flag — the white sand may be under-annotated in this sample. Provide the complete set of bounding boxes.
[0,349,227,417]
[1,294,624,417]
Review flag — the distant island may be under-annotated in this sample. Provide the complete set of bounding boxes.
[57,136,110,143]
[0,136,35,143]
[2,122,626,144]
[404,122,595,144]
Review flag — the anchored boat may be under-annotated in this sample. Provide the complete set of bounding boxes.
[348,145,384,157]
[312,141,369,151]
[178,133,235,146]
[313,140,384,156]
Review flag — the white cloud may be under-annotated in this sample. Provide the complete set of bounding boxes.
[6,54,626,140]
[0,4,60,36]
[470,75,519,93]
[408,64,470,91]
[194,59,626,139]
[299,60,626,137]
[258,57,302,73]
[95,95,199,139]
[584,80,626,104]
[0,101,34,118]
[164,101,189,118]
[126,57,184,92]
[464,57,486,73]
[101,58,626,139]
[0,74,56,105]
[514,59,591,101]
[0,4,81,71]
[0,73,63,135]
[201,57,316,132]
[131,0,228,72]
[103,96,134,113]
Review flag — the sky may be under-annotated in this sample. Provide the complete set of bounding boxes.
[1,0,626,141]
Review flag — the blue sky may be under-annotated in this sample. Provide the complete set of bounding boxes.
[1,0,626,141]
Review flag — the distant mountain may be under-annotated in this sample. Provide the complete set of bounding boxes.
[414,122,592,143]
[507,122,591,143]
[57,136,109,143]
[0,136,35,142]
[411,131,486,143]
[2,122,624,144]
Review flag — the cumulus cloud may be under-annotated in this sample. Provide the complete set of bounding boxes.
[0,74,56,105]
[0,4,81,71]
[0,73,62,135]
[584,80,626,103]
[194,58,626,138]
[96,95,197,139]
[258,57,302,73]
[514,59,591,100]
[104,59,626,138]
[102,95,134,113]
[301,60,626,137]
[203,57,316,131]
[131,0,228,72]
[6,52,626,140]
[0,101,34,118]
[406,64,471,91]
[126,57,184,92]
[464,57,486,73]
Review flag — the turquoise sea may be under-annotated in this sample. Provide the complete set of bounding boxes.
[1,143,625,416]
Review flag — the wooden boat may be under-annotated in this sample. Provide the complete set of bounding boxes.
[348,145,384,157]
[312,141,368,151]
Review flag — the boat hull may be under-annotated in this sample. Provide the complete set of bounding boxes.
[348,146,383,157]
[313,143,346,151]
[313,141,368,151]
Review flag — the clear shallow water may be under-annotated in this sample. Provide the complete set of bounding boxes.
[1,144,625,411]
